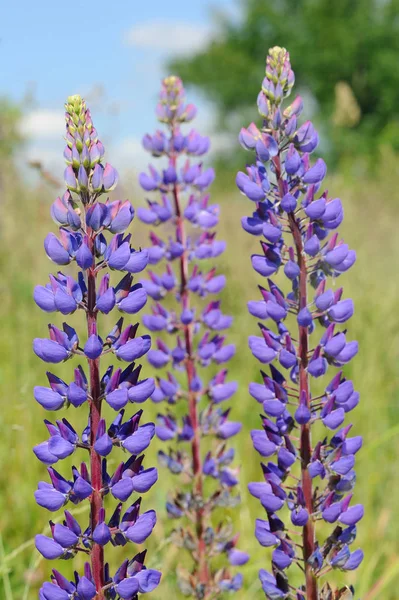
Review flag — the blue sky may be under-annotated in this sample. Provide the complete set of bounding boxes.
[1,0,237,171]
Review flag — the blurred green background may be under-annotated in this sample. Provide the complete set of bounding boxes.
[1,0,399,598]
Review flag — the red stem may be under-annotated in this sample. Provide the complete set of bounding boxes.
[87,229,105,597]
[170,140,209,585]
[274,155,318,600]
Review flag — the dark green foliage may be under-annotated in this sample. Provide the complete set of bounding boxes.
[171,0,399,160]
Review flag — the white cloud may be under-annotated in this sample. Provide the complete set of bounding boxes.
[23,144,62,168]
[125,20,212,55]
[20,109,64,140]
[17,141,64,186]
[111,136,148,171]
[18,110,65,179]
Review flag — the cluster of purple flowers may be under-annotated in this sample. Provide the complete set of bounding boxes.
[237,47,362,599]
[33,95,161,599]
[138,76,248,597]
[32,50,363,600]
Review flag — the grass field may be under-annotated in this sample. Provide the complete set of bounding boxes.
[0,151,399,599]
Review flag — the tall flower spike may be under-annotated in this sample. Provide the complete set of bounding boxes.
[237,48,362,600]
[33,95,161,599]
[139,76,248,597]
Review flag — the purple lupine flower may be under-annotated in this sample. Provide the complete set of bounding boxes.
[237,48,362,599]
[138,76,247,595]
[33,95,160,596]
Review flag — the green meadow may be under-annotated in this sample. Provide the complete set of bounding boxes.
[0,150,398,599]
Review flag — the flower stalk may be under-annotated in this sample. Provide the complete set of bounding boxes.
[289,210,317,598]
[237,48,363,600]
[170,135,209,584]
[138,76,248,597]
[87,264,105,594]
[33,95,161,599]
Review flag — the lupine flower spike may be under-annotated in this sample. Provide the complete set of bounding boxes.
[237,48,362,600]
[33,95,161,599]
[138,76,248,597]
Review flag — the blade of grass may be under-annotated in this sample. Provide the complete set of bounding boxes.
[357,549,383,597]
[22,551,43,600]
[363,556,399,599]
[0,532,13,600]
[0,502,90,600]
[0,540,34,570]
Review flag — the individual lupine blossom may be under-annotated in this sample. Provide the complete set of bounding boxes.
[138,76,248,598]
[33,95,161,600]
[236,48,363,600]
